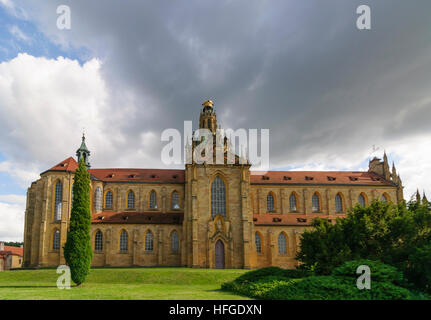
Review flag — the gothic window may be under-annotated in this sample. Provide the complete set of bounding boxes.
[380,194,388,203]
[312,193,321,212]
[278,233,287,255]
[53,230,60,250]
[120,230,128,251]
[54,181,62,221]
[105,191,113,209]
[127,191,135,209]
[358,194,366,207]
[145,231,154,251]
[94,230,103,252]
[171,231,179,253]
[267,193,275,212]
[150,191,157,209]
[289,193,297,212]
[335,193,343,213]
[94,187,102,211]
[172,191,180,209]
[255,232,262,253]
[211,176,226,218]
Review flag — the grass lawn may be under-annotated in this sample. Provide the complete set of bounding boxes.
[0,267,251,300]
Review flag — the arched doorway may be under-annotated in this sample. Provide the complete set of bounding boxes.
[215,240,225,269]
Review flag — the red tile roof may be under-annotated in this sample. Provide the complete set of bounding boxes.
[43,158,393,186]
[1,246,23,257]
[92,211,183,224]
[251,171,394,186]
[43,157,79,174]
[253,213,345,226]
[89,169,185,184]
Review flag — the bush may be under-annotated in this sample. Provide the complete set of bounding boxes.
[221,262,415,300]
[404,244,431,293]
[332,259,406,286]
[232,267,311,284]
[296,199,431,292]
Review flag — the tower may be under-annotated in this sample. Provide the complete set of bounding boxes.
[76,134,91,168]
[199,100,218,133]
[183,100,252,269]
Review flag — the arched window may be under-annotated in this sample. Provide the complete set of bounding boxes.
[145,231,154,251]
[171,231,179,253]
[150,191,157,209]
[358,194,366,207]
[53,230,60,250]
[120,230,128,251]
[278,233,287,255]
[105,191,113,209]
[54,181,62,221]
[312,193,321,212]
[380,194,388,203]
[267,193,275,212]
[335,193,343,213]
[211,176,226,218]
[172,191,180,209]
[94,230,103,252]
[127,191,135,209]
[94,187,102,211]
[255,232,262,253]
[289,193,297,212]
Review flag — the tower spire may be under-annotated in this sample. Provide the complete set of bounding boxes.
[76,133,91,168]
[416,189,421,203]
[199,99,218,133]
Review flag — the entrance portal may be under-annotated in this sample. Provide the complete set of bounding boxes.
[215,240,225,269]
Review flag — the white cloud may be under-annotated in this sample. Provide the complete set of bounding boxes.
[0,200,25,242]
[0,0,28,19]
[8,25,30,43]
[386,135,431,200]
[0,53,112,173]
[0,194,26,205]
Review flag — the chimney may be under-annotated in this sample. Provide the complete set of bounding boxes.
[0,241,4,251]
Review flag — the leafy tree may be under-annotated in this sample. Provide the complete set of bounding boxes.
[3,242,23,248]
[296,199,431,292]
[64,158,93,285]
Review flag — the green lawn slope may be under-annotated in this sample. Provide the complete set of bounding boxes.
[0,267,251,300]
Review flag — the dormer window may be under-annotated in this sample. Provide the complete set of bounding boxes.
[283,176,291,181]
[128,174,137,178]
[305,176,314,181]
[262,176,270,180]
[107,174,115,178]
[327,176,336,181]
[349,176,358,181]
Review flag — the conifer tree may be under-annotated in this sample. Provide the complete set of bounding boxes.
[64,158,93,285]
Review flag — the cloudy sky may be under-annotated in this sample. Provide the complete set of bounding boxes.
[1,0,430,241]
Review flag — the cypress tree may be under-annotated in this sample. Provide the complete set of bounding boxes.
[64,158,93,285]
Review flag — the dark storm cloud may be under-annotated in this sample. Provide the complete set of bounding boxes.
[14,0,431,169]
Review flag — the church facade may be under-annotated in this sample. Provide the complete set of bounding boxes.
[22,101,404,269]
